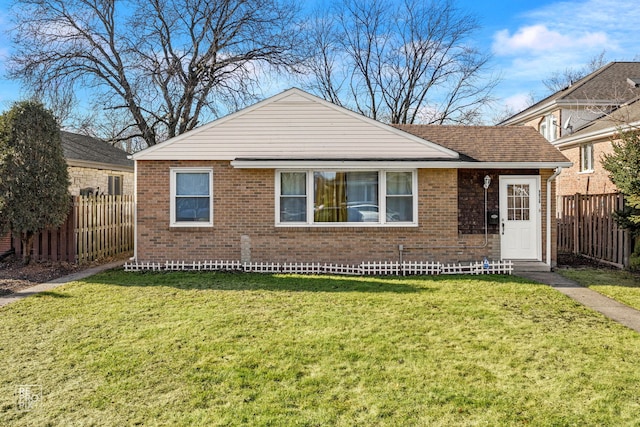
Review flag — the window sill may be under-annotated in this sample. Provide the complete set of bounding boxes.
[578,170,594,174]
[275,224,418,231]
[169,224,213,231]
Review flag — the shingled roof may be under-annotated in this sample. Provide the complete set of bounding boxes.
[501,62,640,125]
[61,131,133,171]
[394,125,570,164]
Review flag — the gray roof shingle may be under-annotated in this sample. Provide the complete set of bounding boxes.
[61,131,133,169]
[394,125,570,164]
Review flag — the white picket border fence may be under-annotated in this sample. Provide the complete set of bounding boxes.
[124,259,513,276]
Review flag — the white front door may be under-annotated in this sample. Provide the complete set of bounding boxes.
[499,176,541,260]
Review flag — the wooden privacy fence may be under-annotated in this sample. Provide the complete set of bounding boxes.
[557,193,632,268]
[14,195,134,263]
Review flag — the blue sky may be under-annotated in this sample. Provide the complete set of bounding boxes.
[1,0,639,121]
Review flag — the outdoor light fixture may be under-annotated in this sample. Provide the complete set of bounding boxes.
[483,175,491,189]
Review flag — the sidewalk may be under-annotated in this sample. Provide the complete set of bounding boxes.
[517,271,640,334]
[0,260,125,308]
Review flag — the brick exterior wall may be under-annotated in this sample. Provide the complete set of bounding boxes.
[68,166,134,196]
[556,141,618,196]
[0,233,11,253]
[458,169,539,235]
[136,161,557,265]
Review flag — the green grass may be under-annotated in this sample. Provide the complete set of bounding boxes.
[558,268,640,310]
[2,271,640,426]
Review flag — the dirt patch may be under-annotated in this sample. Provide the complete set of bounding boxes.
[557,253,619,269]
[558,254,619,270]
[0,253,131,296]
[0,256,81,296]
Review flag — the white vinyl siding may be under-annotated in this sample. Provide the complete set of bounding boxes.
[135,90,458,161]
[276,169,417,227]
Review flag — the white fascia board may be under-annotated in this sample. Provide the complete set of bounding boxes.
[557,99,623,107]
[500,101,557,125]
[230,159,573,169]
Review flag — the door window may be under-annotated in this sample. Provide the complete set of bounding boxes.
[507,184,530,221]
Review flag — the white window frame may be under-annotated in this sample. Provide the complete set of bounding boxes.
[580,143,594,173]
[170,167,214,227]
[275,169,418,227]
[540,114,557,142]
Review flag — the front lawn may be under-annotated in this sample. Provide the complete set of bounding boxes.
[558,268,640,310]
[1,271,640,426]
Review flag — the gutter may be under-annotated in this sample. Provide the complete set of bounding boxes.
[230,159,572,170]
[546,167,563,267]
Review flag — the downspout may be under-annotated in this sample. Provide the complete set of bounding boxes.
[546,167,562,267]
[131,158,138,261]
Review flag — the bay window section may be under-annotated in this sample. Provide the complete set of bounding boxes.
[277,170,416,226]
[171,168,213,227]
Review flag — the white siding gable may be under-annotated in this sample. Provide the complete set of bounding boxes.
[133,88,459,161]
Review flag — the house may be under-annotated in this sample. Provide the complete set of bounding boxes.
[131,88,570,270]
[0,131,133,255]
[500,62,640,196]
[551,97,640,196]
[61,131,134,196]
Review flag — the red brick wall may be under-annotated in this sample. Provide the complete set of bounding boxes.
[136,161,557,264]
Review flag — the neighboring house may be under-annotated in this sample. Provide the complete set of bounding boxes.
[500,62,640,196]
[0,131,133,254]
[552,97,640,196]
[62,131,134,196]
[131,88,570,269]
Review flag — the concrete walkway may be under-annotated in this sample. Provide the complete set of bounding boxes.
[517,271,640,333]
[0,260,125,308]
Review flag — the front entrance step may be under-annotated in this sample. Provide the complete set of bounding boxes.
[510,260,550,273]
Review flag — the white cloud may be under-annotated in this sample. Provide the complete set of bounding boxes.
[502,92,533,112]
[488,0,640,115]
[493,25,609,56]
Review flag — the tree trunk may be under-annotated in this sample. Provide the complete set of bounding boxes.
[20,232,34,265]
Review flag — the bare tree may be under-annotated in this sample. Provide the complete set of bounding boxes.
[302,0,498,125]
[9,0,303,148]
[542,50,607,94]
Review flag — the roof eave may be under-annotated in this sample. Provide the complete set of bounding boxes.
[66,158,134,172]
[500,99,623,126]
[554,119,640,148]
[230,159,573,169]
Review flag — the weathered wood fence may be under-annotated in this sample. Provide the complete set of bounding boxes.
[557,193,632,268]
[13,195,134,263]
